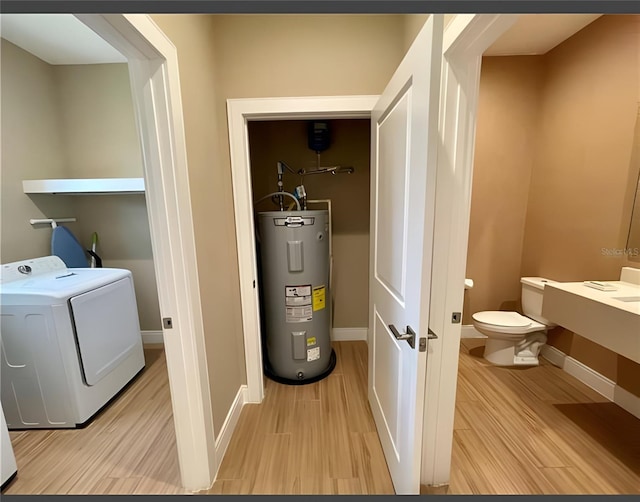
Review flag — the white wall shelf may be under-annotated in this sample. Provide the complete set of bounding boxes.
[23,178,145,194]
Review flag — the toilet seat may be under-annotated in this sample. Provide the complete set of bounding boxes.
[472,311,546,335]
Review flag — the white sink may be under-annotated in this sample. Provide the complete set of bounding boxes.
[541,267,640,364]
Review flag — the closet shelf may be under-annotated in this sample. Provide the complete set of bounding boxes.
[22,178,145,195]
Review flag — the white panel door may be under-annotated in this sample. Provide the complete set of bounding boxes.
[368,15,443,495]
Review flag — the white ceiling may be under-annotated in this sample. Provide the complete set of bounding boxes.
[0,14,126,64]
[484,14,602,56]
[0,13,603,65]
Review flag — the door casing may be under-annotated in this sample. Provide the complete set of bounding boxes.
[227,95,378,403]
[74,14,217,491]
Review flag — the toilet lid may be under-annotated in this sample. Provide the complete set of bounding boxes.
[472,311,532,328]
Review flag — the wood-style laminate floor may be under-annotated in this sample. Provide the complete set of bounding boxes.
[3,347,188,495]
[447,339,640,495]
[204,340,395,495]
[3,340,639,495]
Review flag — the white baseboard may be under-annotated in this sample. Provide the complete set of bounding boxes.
[215,385,247,475]
[539,344,565,368]
[540,345,639,419]
[141,330,164,345]
[332,327,368,341]
[460,325,486,339]
[563,355,615,401]
[614,386,640,419]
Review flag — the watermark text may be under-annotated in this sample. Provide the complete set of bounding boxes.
[601,247,639,257]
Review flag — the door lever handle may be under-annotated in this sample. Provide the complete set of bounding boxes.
[388,324,416,349]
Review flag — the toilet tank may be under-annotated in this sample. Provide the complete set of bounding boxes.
[520,277,556,326]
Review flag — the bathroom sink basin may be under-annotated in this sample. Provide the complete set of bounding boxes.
[541,267,640,364]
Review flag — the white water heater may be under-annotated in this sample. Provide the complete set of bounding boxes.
[257,209,335,383]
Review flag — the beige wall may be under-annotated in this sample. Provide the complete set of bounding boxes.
[468,16,640,397]
[248,119,370,328]
[151,15,247,437]
[0,40,77,263]
[54,64,143,179]
[210,15,407,100]
[465,56,544,323]
[152,13,410,435]
[523,15,640,396]
[521,15,640,280]
[53,64,161,330]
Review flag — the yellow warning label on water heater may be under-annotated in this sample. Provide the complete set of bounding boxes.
[307,337,316,346]
[312,286,326,311]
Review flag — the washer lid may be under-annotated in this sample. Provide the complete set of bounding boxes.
[0,267,131,304]
[472,311,532,327]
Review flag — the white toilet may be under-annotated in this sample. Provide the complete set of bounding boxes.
[472,277,556,366]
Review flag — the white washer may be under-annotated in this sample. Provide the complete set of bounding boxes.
[1,402,17,488]
[0,256,145,429]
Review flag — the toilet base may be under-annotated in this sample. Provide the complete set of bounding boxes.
[483,332,547,366]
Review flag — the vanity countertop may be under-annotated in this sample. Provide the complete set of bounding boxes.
[542,276,640,364]
[544,280,640,316]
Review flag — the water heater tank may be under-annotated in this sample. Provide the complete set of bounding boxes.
[257,209,335,383]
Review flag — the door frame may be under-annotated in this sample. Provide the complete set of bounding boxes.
[227,95,378,403]
[74,14,217,491]
[420,14,518,486]
[228,15,517,487]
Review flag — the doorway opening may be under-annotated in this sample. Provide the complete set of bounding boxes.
[248,118,372,352]
[2,13,217,492]
[0,15,177,494]
[217,117,396,492]
[451,14,640,494]
[227,96,377,403]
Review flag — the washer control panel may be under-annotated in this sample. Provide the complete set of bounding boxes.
[0,256,67,284]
